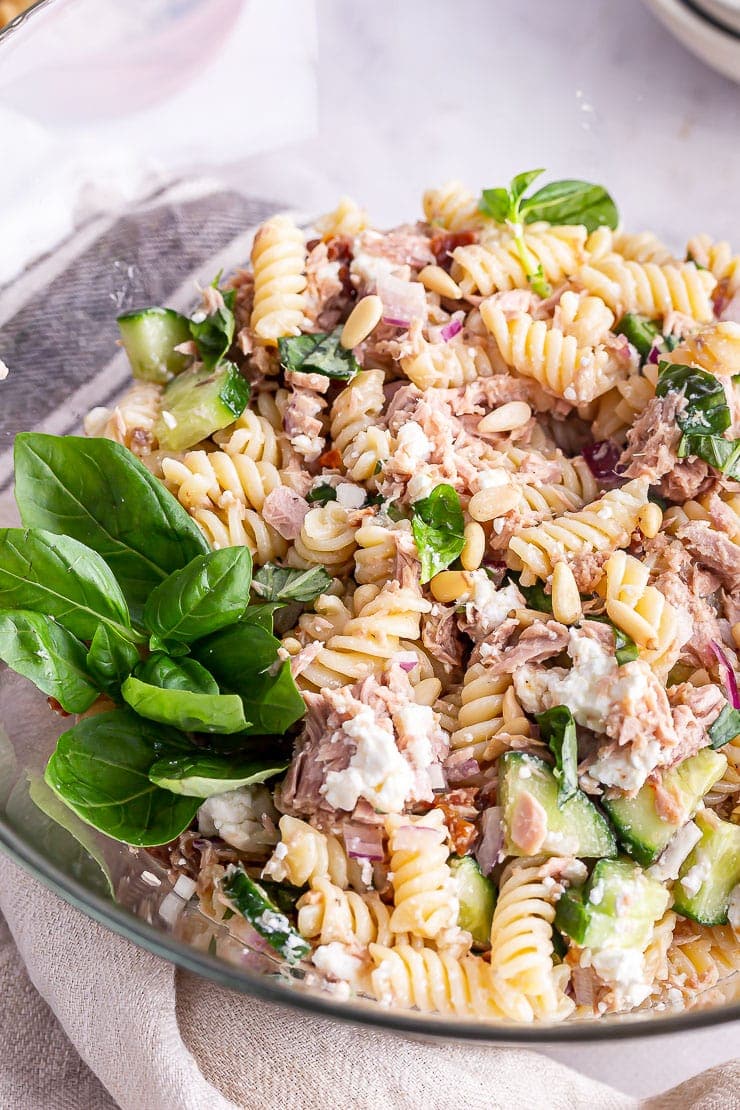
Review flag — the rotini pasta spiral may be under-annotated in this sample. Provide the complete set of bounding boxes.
[297,880,392,948]
[613,231,676,266]
[489,858,574,1021]
[315,195,369,241]
[284,581,431,692]
[604,551,680,669]
[263,815,349,888]
[213,408,281,464]
[686,233,740,294]
[422,181,480,231]
[386,810,458,941]
[288,502,359,575]
[481,302,618,404]
[84,381,162,455]
[250,215,308,344]
[576,257,717,322]
[554,290,615,348]
[668,320,740,377]
[330,369,390,481]
[401,335,495,390]
[451,225,588,297]
[507,477,649,584]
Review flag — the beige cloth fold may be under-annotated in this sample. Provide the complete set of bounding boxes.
[0,855,737,1110]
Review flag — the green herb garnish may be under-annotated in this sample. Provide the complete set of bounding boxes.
[656,361,740,478]
[410,483,466,584]
[277,328,359,380]
[536,705,578,807]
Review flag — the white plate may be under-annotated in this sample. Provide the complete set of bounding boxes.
[644,0,740,81]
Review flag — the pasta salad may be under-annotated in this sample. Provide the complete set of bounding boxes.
[2,169,740,1023]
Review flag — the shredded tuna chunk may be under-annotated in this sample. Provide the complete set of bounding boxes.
[356,226,435,270]
[661,458,713,503]
[676,520,740,593]
[619,394,683,483]
[480,619,570,674]
[304,240,347,330]
[262,487,310,540]
[666,682,727,767]
[282,388,327,462]
[422,605,466,674]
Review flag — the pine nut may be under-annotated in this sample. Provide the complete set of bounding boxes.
[340,295,383,349]
[637,501,663,539]
[460,521,486,571]
[732,623,740,652]
[477,402,533,435]
[414,677,443,705]
[418,265,462,300]
[551,561,582,625]
[430,570,470,603]
[468,485,521,522]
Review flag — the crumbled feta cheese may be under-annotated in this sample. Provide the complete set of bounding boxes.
[394,422,433,472]
[197,785,279,852]
[680,852,712,898]
[474,468,511,490]
[515,628,617,732]
[406,473,436,502]
[582,945,651,1009]
[589,879,605,906]
[464,572,524,632]
[648,821,702,882]
[312,942,366,984]
[396,703,436,775]
[591,737,663,795]
[321,706,414,812]
[350,240,406,288]
[335,482,366,510]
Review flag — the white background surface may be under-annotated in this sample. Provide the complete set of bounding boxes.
[2,0,740,1099]
[226,0,740,1097]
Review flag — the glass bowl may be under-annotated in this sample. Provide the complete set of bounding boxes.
[1,191,740,1045]
[0,0,738,1048]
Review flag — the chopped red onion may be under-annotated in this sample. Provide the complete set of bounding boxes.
[582,439,622,483]
[377,272,427,327]
[392,825,439,852]
[396,651,418,674]
[475,806,503,876]
[440,318,463,343]
[445,757,481,786]
[647,342,660,365]
[428,763,447,793]
[571,965,597,1009]
[383,316,410,328]
[342,822,385,861]
[711,640,740,709]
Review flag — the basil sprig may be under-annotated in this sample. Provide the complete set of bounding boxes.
[3,432,314,846]
[536,705,578,807]
[277,328,360,380]
[410,483,466,584]
[656,361,740,478]
[188,281,236,371]
[479,170,618,297]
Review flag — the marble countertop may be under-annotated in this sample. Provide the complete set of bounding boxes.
[228,0,740,1099]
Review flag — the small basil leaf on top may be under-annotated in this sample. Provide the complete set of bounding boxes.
[188,283,236,371]
[411,484,465,584]
[252,564,332,605]
[121,657,248,736]
[44,709,201,846]
[0,527,138,644]
[277,329,359,380]
[709,705,740,749]
[0,610,99,714]
[519,179,618,234]
[306,484,338,505]
[143,547,252,645]
[148,751,288,798]
[86,625,141,694]
[536,705,578,807]
[13,433,208,618]
[192,623,305,735]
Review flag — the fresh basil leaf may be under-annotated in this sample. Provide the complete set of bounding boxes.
[252,564,332,605]
[0,528,137,643]
[86,625,140,694]
[241,604,278,633]
[411,483,465,584]
[521,179,618,233]
[220,865,310,963]
[306,484,338,505]
[709,704,740,749]
[479,187,513,223]
[510,168,545,204]
[656,362,730,437]
[614,314,661,360]
[137,653,219,694]
[678,433,740,478]
[121,673,248,734]
[14,433,208,617]
[189,286,236,371]
[148,751,288,798]
[257,878,307,915]
[536,705,578,806]
[0,610,99,714]
[277,329,360,380]
[143,547,252,645]
[192,623,305,735]
[44,710,200,846]
[519,581,553,613]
